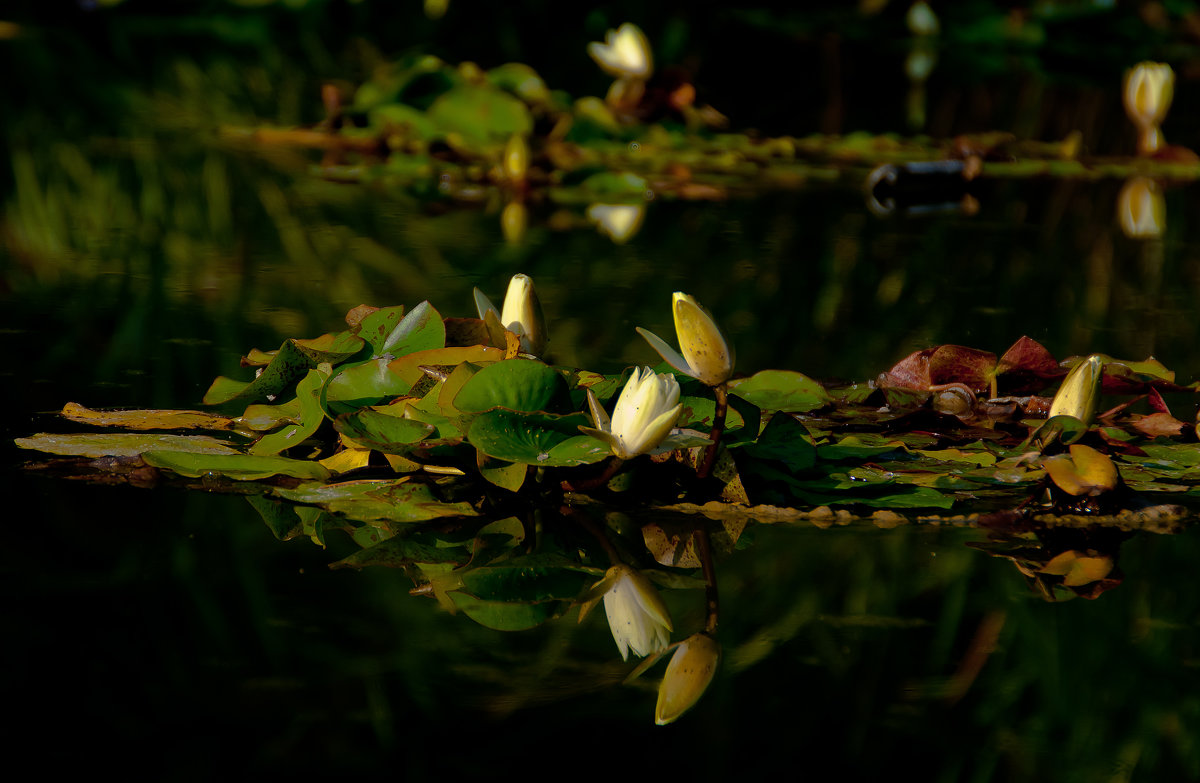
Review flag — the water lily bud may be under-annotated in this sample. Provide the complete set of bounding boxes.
[906,1,940,36]
[1124,62,1174,154]
[581,366,682,459]
[655,632,720,725]
[473,273,546,356]
[588,23,653,81]
[637,293,734,386]
[1117,176,1165,239]
[1048,354,1103,428]
[595,564,672,661]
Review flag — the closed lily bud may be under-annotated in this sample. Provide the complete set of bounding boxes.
[637,292,734,386]
[1117,177,1165,239]
[1124,62,1174,154]
[580,366,682,459]
[473,273,546,356]
[587,23,653,81]
[1049,354,1103,427]
[502,133,529,186]
[655,632,720,725]
[594,564,672,661]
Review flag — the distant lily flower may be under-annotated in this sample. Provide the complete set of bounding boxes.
[473,273,546,355]
[1049,354,1104,428]
[1117,176,1165,239]
[587,203,645,244]
[1124,62,1174,155]
[637,292,734,387]
[593,564,672,661]
[588,23,653,81]
[580,366,682,459]
[655,632,720,725]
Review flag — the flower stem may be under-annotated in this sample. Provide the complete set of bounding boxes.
[695,524,719,634]
[697,383,728,480]
[561,456,625,493]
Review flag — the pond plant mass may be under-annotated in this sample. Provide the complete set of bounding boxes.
[15,272,1200,723]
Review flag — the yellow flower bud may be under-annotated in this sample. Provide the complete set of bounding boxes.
[637,293,734,387]
[472,273,546,356]
[655,633,720,725]
[1048,354,1103,428]
[1124,62,1174,154]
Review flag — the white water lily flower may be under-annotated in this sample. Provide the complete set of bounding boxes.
[473,273,546,355]
[581,366,682,459]
[655,632,720,725]
[595,564,672,661]
[587,23,653,80]
[637,292,734,387]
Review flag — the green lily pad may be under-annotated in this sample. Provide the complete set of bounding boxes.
[454,358,567,413]
[459,561,595,603]
[250,369,327,456]
[449,592,563,631]
[354,305,407,355]
[204,331,365,405]
[728,370,829,413]
[379,300,446,357]
[467,409,609,467]
[15,432,243,458]
[427,84,532,147]
[323,356,413,410]
[142,451,332,481]
[333,407,436,454]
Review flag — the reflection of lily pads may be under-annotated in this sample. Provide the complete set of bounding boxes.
[275,478,477,522]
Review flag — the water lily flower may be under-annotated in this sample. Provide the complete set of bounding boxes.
[591,564,672,661]
[587,23,653,81]
[1124,62,1174,155]
[580,366,682,459]
[473,273,546,355]
[655,632,720,725]
[1049,354,1103,427]
[1117,176,1165,239]
[637,292,734,387]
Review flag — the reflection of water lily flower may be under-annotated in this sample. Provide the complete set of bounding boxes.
[655,632,720,725]
[581,366,682,459]
[473,273,546,355]
[587,23,653,80]
[1124,62,1174,154]
[1117,177,1165,239]
[594,564,672,661]
[587,203,645,244]
[1049,354,1103,427]
[637,293,734,386]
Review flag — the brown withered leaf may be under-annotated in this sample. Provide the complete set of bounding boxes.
[994,336,1063,393]
[878,348,935,390]
[444,316,494,348]
[60,402,235,432]
[927,345,997,391]
[1129,412,1187,438]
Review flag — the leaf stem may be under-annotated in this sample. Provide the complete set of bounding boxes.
[560,456,626,493]
[697,383,728,480]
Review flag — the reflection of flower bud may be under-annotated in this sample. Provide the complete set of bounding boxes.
[637,293,734,387]
[655,633,720,725]
[581,367,682,459]
[1048,354,1103,428]
[588,23,653,80]
[595,564,672,661]
[587,203,645,244]
[1124,62,1174,155]
[1117,177,1165,239]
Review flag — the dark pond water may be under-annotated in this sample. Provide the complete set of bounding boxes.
[4,4,1200,781]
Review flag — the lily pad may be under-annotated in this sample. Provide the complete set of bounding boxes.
[454,358,568,413]
[141,451,332,481]
[729,370,829,413]
[467,409,609,467]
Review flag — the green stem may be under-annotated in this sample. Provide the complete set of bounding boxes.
[697,383,728,480]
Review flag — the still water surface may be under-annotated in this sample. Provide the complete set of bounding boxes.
[4,8,1200,780]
